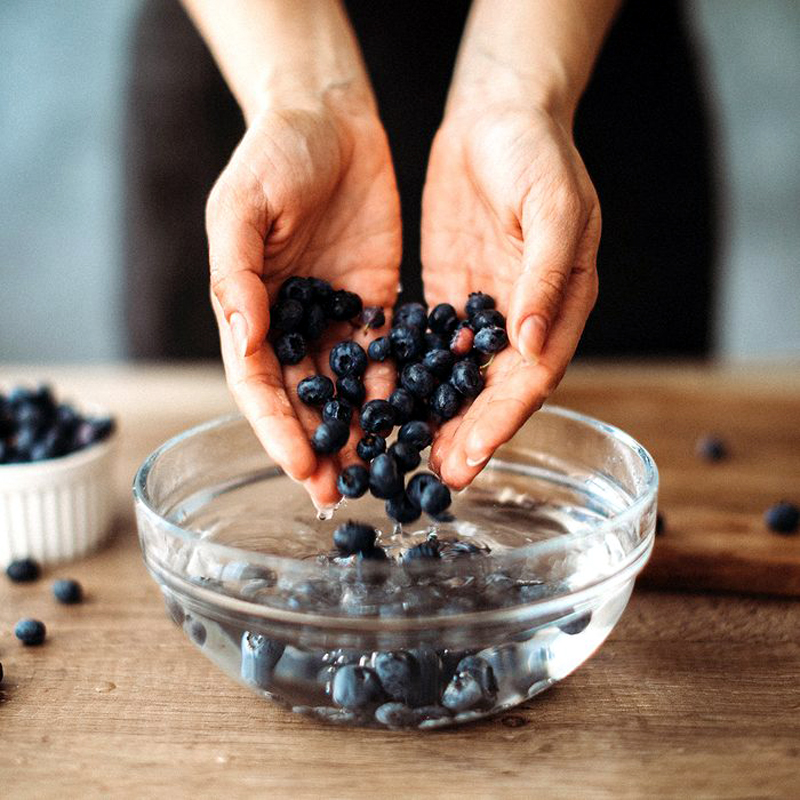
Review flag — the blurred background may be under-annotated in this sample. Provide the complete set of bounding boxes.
[1,0,799,363]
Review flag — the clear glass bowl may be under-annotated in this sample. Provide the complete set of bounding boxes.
[133,406,657,730]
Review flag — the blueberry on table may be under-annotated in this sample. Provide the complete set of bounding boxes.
[356,434,386,462]
[470,308,506,331]
[240,632,285,688]
[393,302,428,331]
[398,420,433,451]
[337,465,369,499]
[473,325,509,355]
[765,502,799,534]
[329,341,367,377]
[15,618,46,646]
[695,434,728,462]
[422,349,455,379]
[270,298,304,333]
[368,453,404,499]
[52,578,83,604]
[428,303,459,336]
[303,303,328,340]
[390,325,423,363]
[401,363,436,399]
[449,321,475,356]
[331,664,384,710]
[368,336,391,362]
[465,291,496,317]
[361,306,386,330]
[310,419,350,455]
[322,398,353,425]
[336,375,366,407]
[360,399,395,435]
[450,360,484,398]
[333,521,377,555]
[388,388,415,424]
[420,481,452,517]
[326,289,363,321]
[388,442,421,473]
[430,382,461,421]
[274,332,306,365]
[297,375,335,406]
[385,492,422,524]
[278,276,314,305]
[6,558,41,583]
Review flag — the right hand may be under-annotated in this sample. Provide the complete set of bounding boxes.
[207,98,401,508]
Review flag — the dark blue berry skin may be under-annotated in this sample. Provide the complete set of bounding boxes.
[695,435,728,462]
[558,611,592,635]
[310,420,350,455]
[330,341,367,377]
[331,664,384,709]
[241,632,285,688]
[765,502,799,534]
[303,303,328,340]
[430,383,461,421]
[369,453,404,499]
[326,289,363,321]
[428,303,459,336]
[336,376,366,407]
[308,277,333,302]
[390,325,423,362]
[393,302,428,331]
[373,651,420,705]
[297,375,334,406]
[449,321,475,356]
[356,434,386,462]
[473,325,508,354]
[322,398,353,425]
[450,360,484,397]
[407,472,439,508]
[465,292,496,317]
[420,481,452,516]
[422,349,455,379]
[361,306,386,329]
[655,512,666,536]
[279,276,314,305]
[188,619,207,645]
[368,336,392,362]
[271,298,304,333]
[333,521,377,554]
[401,363,436,399]
[15,618,46,646]
[470,308,506,331]
[386,493,422,524]
[337,465,369,498]
[52,579,83,604]
[6,558,41,583]
[388,388,415,424]
[360,399,395,435]
[388,442,421,473]
[398,421,433,450]
[402,542,440,563]
[274,332,306,365]
[375,702,416,728]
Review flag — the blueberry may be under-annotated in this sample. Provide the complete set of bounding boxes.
[297,375,334,406]
[14,618,46,646]
[401,363,436,399]
[765,502,799,534]
[333,521,377,554]
[330,341,367,377]
[274,332,306,365]
[393,302,428,331]
[420,481,452,516]
[430,383,461,421]
[424,332,447,352]
[465,292,496,317]
[473,325,508,354]
[385,492,422,524]
[303,303,328,340]
[271,298,304,333]
[449,321,475,356]
[308,277,333,302]
[655,512,666,536]
[6,558,41,583]
[322,398,353,425]
[368,336,391,362]
[241,632,285,688]
[164,595,185,626]
[388,387,415,424]
[422,349,455,379]
[337,465,369,498]
[336,376,366,407]
[326,289,363,321]
[188,619,207,646]
[428,303,459,336]
[373,651,420,704]
[388,441,421,473]
[402,542,440,563]
[375,702,417,728]
[450,360,484,397]
[470,308,506,331]
[398,421,433,450]
[331,664,384,709]
[356,434,386,462]
[278,276,314,305]
[52,579,83,604]
[361,306,386,329]
[695,434,728,462]
[442,656,497,711]
[360,399,395,435]
[369,453,403,499]
[390,325,423,362]
[311,419,350,455]
[558,611,592,635]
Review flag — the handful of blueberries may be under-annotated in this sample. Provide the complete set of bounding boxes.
[0,385,115,464]
[269,277,509,523]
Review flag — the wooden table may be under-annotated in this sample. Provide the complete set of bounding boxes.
[1,363,799,799]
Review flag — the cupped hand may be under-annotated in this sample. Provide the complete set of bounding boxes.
[207,100,401,508]
[421,106,601,488]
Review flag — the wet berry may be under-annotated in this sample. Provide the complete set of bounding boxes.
[337,465,370,499]
[368,336,391,362]
[430,382,460,420]
[473,325,508,354]
[329,341,367,377]
[308,277,333,302]
[450,360,484,397]
[303,303,327,340]
[390,325,423,363]
[388,388,415,424]
[336,376,366,407]
[360,400,395,435]
[271,298,304,333]
[297,375,334,406]
[401,363,436,399]
[470,308,506,331]
[420,480,452,516]
[331,664,384,709]
[326,289,363,321]
[393,302,428,331]
[274,332,306,365]
[388,441,421,473]
[361,306,386,329]
[333,521,377,554]
[322,398,353,425]
[398,420,433,450]
[369,453,403,499]
[278,276,314,305]
[428,303,459,336]
[422,349,455,379]
[385,492,422,524]
[310,420,350,455]
[356,434,386,462]
[465,292,496,317]
[407,472,439,508]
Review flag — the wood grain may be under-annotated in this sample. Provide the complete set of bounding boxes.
[1,362,799,799]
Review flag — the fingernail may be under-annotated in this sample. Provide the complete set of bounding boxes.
[229,312,249,358]
[519,314,548,364]
[466,431,490,467]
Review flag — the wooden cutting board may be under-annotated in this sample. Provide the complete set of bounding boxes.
[551,362,800,596]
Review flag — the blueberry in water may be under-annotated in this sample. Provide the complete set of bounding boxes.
[473,325,508,354]
[333,521,377,555]
[388,442,421,473]
[368,336,391,362]
[274,332,306,365]
[188,618,207,646]
[422,349,455,380]
[406,472,439,508]
[388,387,415,424]
[308,277,333,302]
[390,325,423,363]
[14,618,46,646]
[408,647,443,707]
[336,376,366,407]
[449,321,475,356]
[427,303,459,336]
[278,276,314,305]
[369,453,404,499]
[393,302,428,331]
[470,308,506,331]
[401,363,436,399]
[337,465,369,498]
[329,341,367,377]
[385,492,422,524]
[402,542,440,564]
[465,291,496,317]
[450,360,484,397]
[442,656,496,712]
[6,558,41,583]
[322,398,353,425]
[375,702,417,728]
[765,502,799,534]
[414,706,452,727]
[359,399,395,435]
[164,594,185,626]
[297,375,334,406]
[271,298,304,333]
[241,632,285,688]
[52,578,83,604]
[303,303,328,340]
[373,651,420,704]
[331,664,384,710]
[356,434,385,462]
[430,383,461,421]
[420,481,452,516]
[326,289,363,321]
[361,306,386,330]
[310,419,350,455]
[558,611,592,635]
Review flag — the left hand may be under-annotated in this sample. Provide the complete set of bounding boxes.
[421,105,601,488]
